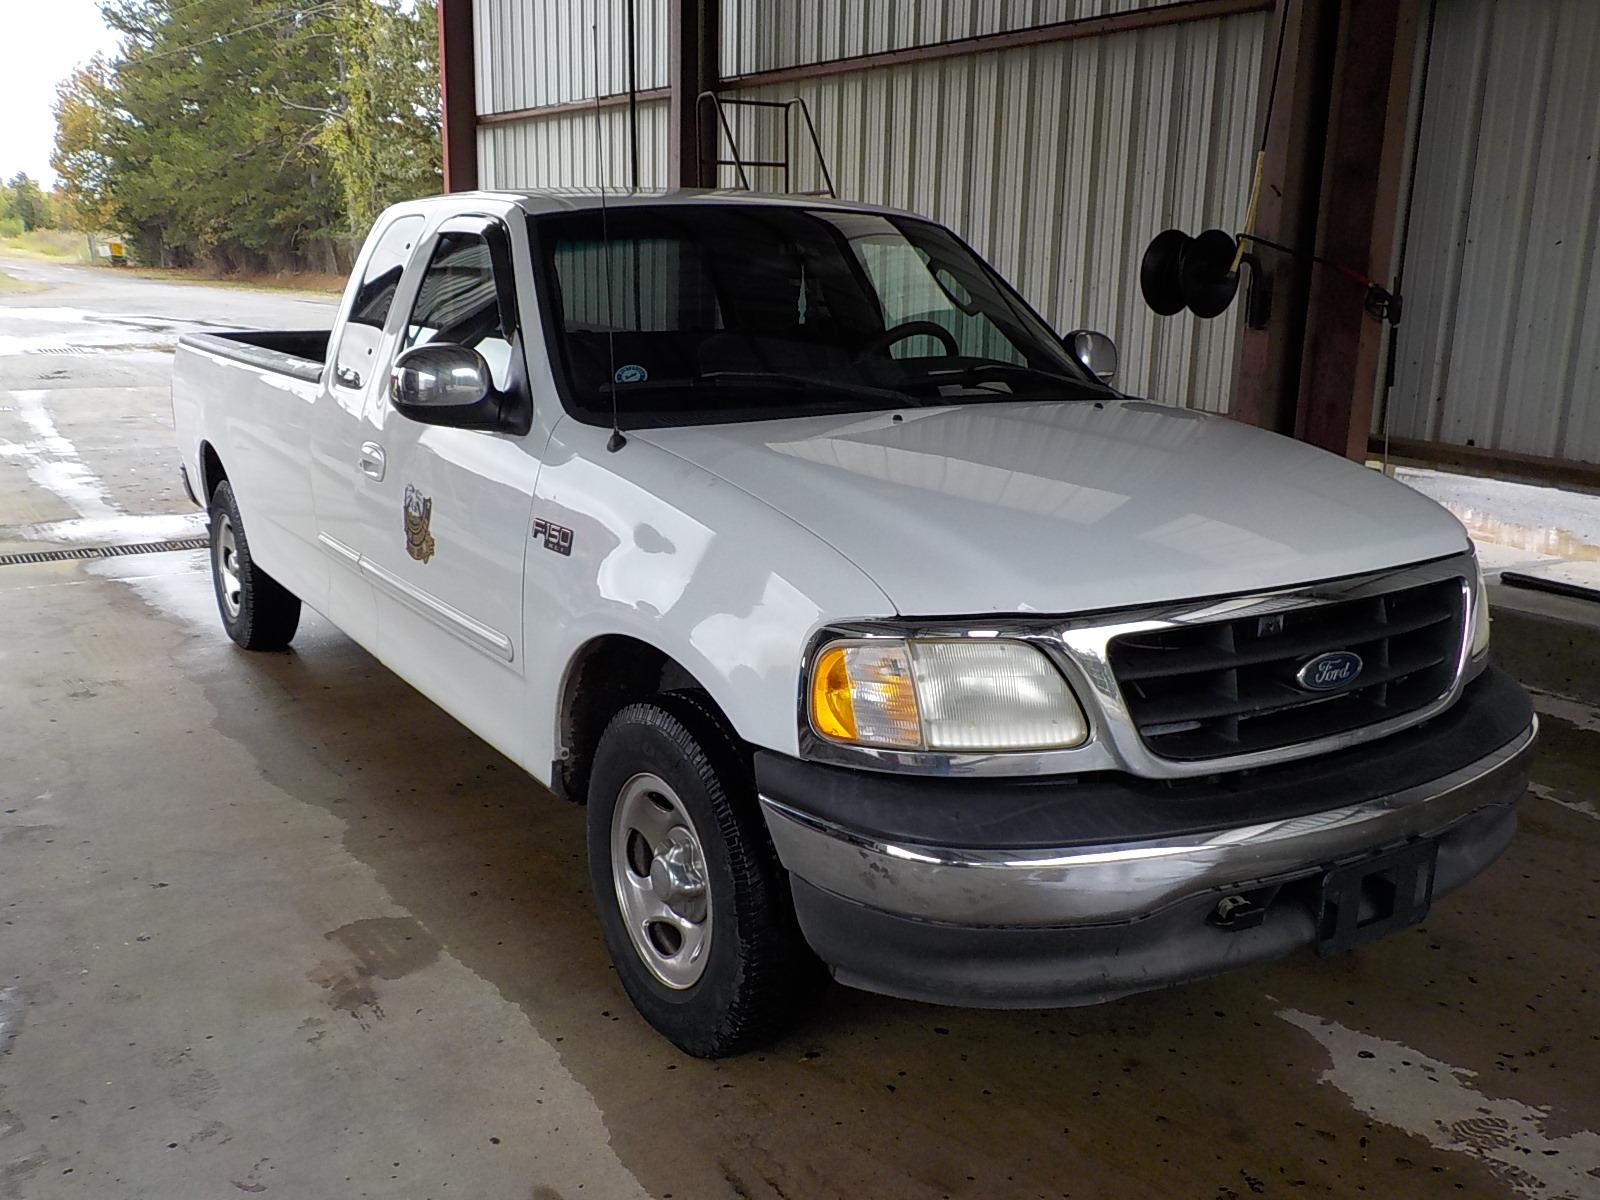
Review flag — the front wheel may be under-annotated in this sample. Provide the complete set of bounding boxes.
[209,480,301,651]
[587,693,818,1057]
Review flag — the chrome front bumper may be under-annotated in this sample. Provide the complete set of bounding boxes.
[760,719,1537,929]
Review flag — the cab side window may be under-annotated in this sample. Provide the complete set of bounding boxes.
[401,231,516,390]
[334,215,425,390]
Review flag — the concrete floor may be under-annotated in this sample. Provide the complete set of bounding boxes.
[1396,466,1600,596]
[2,259,1599,1200]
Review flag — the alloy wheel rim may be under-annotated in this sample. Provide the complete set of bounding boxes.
[215,514,242,619]
[610,772,712,990]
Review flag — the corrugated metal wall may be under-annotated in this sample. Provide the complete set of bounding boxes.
[1385,0,1600,466]
[722,0,1197,76]
[720,9,1267,410]
[478,100,672,188]
[474,0,669,112]
[471,1,1267,410]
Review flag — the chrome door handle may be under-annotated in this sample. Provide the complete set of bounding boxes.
[335,365,363,389]
[358,442,386,480]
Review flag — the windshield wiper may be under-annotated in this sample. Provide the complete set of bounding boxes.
[922,361,1105,398]
[700,370,922,406]
[599,371,922,408]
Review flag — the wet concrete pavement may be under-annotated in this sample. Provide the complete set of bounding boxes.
[2,260,1599,1199]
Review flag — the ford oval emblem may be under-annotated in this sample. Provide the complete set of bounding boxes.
[1296,650,1364,692]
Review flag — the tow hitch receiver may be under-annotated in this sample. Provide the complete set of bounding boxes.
[1315,840,1438,957]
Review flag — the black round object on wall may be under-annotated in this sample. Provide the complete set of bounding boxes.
[1179,229,1242,319]
[1139,229,1191,316]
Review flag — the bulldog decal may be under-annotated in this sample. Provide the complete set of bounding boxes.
[403,484,436,563]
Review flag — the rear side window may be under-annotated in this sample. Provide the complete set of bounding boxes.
[334,214,425,390]
[350,216,425,328]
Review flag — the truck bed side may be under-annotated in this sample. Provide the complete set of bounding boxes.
[171,330,329,611]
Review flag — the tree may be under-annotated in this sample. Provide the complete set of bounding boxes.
[98,0,346,269]
[5,173,49,231]
[49,0,446,269]
[51,58,119,233]
[315,0,443,234]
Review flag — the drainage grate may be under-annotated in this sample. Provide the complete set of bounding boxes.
[28,346,92,356]
[0,536,210,567]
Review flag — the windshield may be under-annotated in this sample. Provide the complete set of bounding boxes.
[532,204,1104,426]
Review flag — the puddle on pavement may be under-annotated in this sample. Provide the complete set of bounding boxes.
[0,305,201,354]
[87,551,218,629]
[14,510,206,547]
[0,987,26,1056]
[1445,505,1600,562]
[1280,1008,1600,1198]
[1529,782,1600,823]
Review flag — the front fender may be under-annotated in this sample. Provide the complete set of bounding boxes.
[522,420,895,776]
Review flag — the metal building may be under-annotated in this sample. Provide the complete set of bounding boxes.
[438,0,1600,486]
[1382,0,1600,485]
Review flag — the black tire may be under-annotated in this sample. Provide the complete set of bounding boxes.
[208,479,301,651]
[587,692,819,1057]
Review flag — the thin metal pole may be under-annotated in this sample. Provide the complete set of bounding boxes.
[626,0,639,190]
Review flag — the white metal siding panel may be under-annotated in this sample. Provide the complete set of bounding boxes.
[477,99,672,188]
[721,0,1185,76]
[1387,0,1600,465]
[475,0,670,114]
[720,10,1267,409]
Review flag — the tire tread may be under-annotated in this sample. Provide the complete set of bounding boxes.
[590,693,819,1057]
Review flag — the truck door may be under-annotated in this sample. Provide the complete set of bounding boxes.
[348,214,539,762]
[309,212,427,645]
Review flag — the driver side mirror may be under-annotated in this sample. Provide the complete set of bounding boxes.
[389,343,528,434]
[1064,329,1118,384]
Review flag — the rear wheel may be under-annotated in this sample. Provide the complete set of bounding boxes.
[587,693,818,1057]
[209,480,301,651]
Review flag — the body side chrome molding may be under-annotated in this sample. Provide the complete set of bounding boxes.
[318,529,514,663]
[359,556,515,662]
[317,531,361,566]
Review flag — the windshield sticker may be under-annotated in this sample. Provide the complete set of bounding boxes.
[403,484,436,564]
[614,364,648,384]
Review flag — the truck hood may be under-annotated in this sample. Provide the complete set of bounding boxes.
[637,400,1471,616]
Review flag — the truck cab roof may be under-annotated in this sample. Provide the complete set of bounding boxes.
[401,187,918,221]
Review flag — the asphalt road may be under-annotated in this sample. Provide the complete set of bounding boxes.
[2,258,1598,1200]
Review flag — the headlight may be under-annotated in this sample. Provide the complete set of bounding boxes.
[1471,556,1491,657]
[809,638,1089,752]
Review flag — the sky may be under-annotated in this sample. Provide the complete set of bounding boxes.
[1,0,122,185]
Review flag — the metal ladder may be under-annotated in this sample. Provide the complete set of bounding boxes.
[695,93,837,197]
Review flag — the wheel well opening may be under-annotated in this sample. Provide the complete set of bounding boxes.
[199,442,227,501]
[554,636,727,803]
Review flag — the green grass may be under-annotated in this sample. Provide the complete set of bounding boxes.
[0,230,92,262]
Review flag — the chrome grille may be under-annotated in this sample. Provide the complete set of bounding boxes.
[1108,576,1467,761]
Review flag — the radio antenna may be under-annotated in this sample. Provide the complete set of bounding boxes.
[593,6,626,451]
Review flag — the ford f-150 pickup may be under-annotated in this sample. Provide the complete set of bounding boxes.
[171,190,1536,1057]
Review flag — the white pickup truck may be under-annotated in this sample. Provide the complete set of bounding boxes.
[172,190,1536,1057]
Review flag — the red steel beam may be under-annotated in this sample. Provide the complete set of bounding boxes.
[1371,437,1600,494]
[478,87,672,127]
[1295,0,1422,459]
[669,0,720,186]
[437,0,478,192]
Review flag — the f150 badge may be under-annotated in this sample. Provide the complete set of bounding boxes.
[403,484,436,563]
[532,517,574,556]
